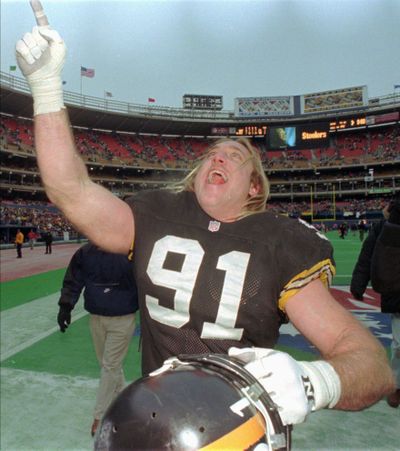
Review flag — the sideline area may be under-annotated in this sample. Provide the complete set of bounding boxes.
[0,242,83,282]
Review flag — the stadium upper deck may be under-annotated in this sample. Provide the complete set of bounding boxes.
[1,70,399,212]
[1,71,399,136]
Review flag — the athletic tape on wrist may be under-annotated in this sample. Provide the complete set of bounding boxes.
[29,76,65,115]
[299,360,341,411]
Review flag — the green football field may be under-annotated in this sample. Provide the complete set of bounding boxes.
[1,231,398,451]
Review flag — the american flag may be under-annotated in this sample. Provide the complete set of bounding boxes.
[81,66,95,78]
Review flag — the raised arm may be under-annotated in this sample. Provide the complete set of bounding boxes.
[16,1,133,253]
[34,111,134,253]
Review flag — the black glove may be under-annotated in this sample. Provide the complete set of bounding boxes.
[351,290,364,301]
[57,305,72,333]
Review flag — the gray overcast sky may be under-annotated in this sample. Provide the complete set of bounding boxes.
[1,0,400,109]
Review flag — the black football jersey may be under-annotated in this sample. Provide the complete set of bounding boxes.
[126,190,335,375]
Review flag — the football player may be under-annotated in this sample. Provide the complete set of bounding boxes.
[16,0,394,434]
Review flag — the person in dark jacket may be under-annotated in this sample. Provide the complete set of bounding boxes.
[351,195,400,408]
[350,218,386,302]
[57,243,139,436]
[358,219,368,241]
[338,222,348,239]
[42,229,53,254]
[371,193,400,408]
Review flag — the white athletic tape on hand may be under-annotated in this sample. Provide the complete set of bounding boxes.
[30,0,49,27]
[15,1,66,114]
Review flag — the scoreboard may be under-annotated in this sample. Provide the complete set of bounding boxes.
[183,94,223,110]
[224,123,330,149]
[209,112,396,148]
[266,123,330,149]
[329,116,367,131]
[235,125,267,136]
[230,116,368,137]
[329,112,398,130]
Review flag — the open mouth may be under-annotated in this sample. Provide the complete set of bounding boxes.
[207,169,228,185]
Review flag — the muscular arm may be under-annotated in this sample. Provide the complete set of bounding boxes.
[286,278,395,410]
[35,110,134,254]
[16,3,134,254]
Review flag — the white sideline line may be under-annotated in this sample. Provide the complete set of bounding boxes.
[0,310,87,362]
[0,293,87,363]
[1,366,98,388]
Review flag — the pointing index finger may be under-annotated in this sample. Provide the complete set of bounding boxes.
[30,0,49,26]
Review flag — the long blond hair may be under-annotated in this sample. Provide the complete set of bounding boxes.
[171,137,270,218]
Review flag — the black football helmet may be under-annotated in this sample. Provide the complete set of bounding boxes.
[94,353,291,450]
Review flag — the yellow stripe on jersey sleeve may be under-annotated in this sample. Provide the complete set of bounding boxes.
[128,240,135,261]
[278,258,336,311]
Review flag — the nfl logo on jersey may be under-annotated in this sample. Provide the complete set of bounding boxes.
[208,220,221,232]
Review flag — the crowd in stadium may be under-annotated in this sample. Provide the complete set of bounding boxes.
[0,196,389,245]
[1,114,398,245]
[0,200,75,243]
[1,115,399,170]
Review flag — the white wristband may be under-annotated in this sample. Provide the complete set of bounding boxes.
[29,74,65,115]
[299,360,341,411]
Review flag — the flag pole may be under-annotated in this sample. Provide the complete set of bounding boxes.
[80,67,83,97]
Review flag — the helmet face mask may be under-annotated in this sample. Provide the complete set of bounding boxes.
[95,354,291,451]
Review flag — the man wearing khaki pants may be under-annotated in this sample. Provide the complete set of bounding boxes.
[57,243,139,437]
